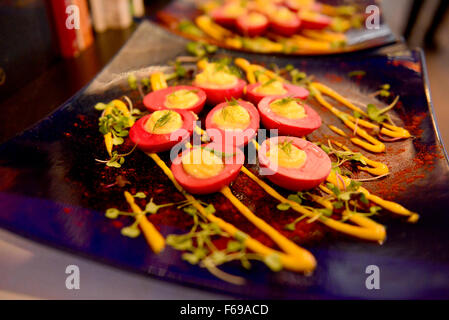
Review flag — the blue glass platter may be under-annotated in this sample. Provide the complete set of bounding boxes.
[0,21,448,299]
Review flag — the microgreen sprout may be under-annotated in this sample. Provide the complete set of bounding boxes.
[348,70,366,78]
[165,199,281,284]
[272,96,303,106]
[318,140,367,168]
[127,74,137,90]
[261,78,277,87]
[152,111,173,132]
[186,41,217,58]
[365,94,400,124]
[178,20,206,38]
[278,140,293,157]
[96,97,140,147]
[212,58,241,78]
[95,144,137,168]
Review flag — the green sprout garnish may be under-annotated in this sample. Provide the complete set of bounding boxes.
[318,140,367,168]
[348,70,366,78]
[95,144,138,168]
[271,96,302,106]
[178,20,205,38]
[152,111,173,132]
[366,95,400,124]
[261,78,277,87]
[278,140,293,157]
[127,74,137,90]
[186,41,217,58]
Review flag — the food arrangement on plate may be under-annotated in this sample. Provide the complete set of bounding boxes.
[90,43,424,284]
[157,0,387,55]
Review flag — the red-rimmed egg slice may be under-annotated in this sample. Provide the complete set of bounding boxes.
[269,7,301,36]
[259,136,331,191]
[211,2,248,28]
[258,95,321,137]
[171,143,245,194]
[245,80,309,105]
[284,0,316,12]
[205,99,259,148]
[143,85,206,114]
[298,11,332,30]
[129,109,195,153]
[236,12,269,37]
[193,62,247,105]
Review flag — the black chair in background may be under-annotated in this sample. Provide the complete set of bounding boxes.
[403,0,449,48]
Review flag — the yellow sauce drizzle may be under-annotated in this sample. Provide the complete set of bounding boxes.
[124,191,165,254]
[147,152,316,272]
[234,58,284,84]
[329,140,389,176]
[103,99,134,156]
[326,171,419,222]
[301,29,347,43]
[240,166,386,242]
[195,15,233,41]
[310,84,385,153]
[311,82,411,139]
[221,186,316,270]
[328,124,347,137]
[150,72,168,91]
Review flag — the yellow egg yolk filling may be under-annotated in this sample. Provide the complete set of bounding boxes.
[164,89,199,109]
[254,80,287,95]
[269,98,306,119]
[212,104,251,130]
[246,12,267,25]
[272,7,295,23]
[267,141,307,169]
[144,110,183,134]
[223,3,247,17]
[182,148,225,179]
[195,64,238,89]
[253,1,277,15]
[299,11,322,20]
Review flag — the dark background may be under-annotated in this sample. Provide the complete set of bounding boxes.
[0,0,448,300]
[0,0,448,146]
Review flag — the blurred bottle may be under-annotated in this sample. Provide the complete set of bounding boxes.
[90,0,144,33]
[48,0,94,58]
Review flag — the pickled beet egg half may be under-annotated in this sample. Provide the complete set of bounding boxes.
[269,7,301,36]
[143,85,206,114]
[211,3,248,28]
[129,109,195,153]
[298,11,332,30]
[258,136,331,191]
[258,95,321,137]
[245,80,309,105]
[205,99,260,148]
[194,62,246,105]
[236,12,269,37]
[171,143,245,194]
